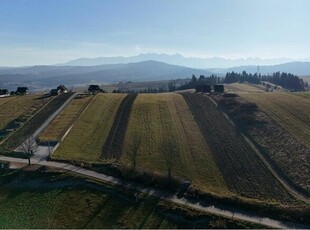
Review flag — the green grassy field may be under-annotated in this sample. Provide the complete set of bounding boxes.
[38,95,93,143]
[53,93,127,162]
[42,90,308,203]
[240,92,310,146]
[122,93,228,194]
[0,168,263,229]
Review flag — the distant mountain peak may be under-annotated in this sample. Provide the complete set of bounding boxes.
[62,53,310,69]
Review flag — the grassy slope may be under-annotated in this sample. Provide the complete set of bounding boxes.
[0,95,43,130]
[0,96,17,106]
[53,93,126,162]
[182,93,295,203]
[38,95,93,142]
[102,93,137,159]
[1,93,73,151]
[294,92,310,99]
[122,93,228,194]
[236,91,310,193]
[0,169,262,229]
[225,83,266,93]
[240,92,310,146]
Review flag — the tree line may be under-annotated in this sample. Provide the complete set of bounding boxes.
[114,71,307,93]
[224,71,307,91]
[177,74,222,91]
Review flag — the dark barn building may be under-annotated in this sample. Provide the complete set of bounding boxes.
[50,85,68,96]
[57,85,68,93]
[50,89,59,96]
[196,85,212,93]
[88,85,102,94]
[214,84,224,93]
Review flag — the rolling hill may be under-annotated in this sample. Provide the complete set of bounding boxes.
[0,61,212,91]
[63,53,309,69]
[208,62,310,76]
[1,58,309,92]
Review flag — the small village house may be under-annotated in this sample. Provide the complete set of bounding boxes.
[50,85,68,95]
[88,85,102,94]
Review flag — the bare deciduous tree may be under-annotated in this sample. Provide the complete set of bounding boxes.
[20,136,37,165]
[161,139,179,179]
[127,133,141,172]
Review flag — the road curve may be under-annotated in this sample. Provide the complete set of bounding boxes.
[0,156,308,229]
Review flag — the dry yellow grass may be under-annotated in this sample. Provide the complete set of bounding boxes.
[122,93,228,194]
[0,96,16,106]
[0,95,44,130]
[225,83,266,93]
[241,92,310,146]
[38,95,93,142]
[294,92,310,99]
[53,93,126,162]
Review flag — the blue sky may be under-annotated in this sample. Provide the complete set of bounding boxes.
[0,0,309,66]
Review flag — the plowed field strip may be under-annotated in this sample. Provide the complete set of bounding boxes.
[53,94,126,162]
[102,93,138,159]
[122,93,228,194]
[182,93,294,203]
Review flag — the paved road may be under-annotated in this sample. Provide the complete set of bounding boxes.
[0,155,308,229]
[15,93,77,159]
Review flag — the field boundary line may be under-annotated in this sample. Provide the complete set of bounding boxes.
[0,95,59,146]
[101,93,137,159]
[208,94,310,204]
[241,133,310,204]
[50,94,97,155]
[30,93,77,140]
[9,93,76,155]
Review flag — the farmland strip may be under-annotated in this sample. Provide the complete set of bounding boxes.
[1,93,73,151]
[102,93,138,159]
[52,94,126,162]
[38,95,93,143]
[219,93,310,195]
[0,95,44,131]
[240,92,310,146]
[122,93,229,194]
[182,93,293,202]
[0,96,17,106]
